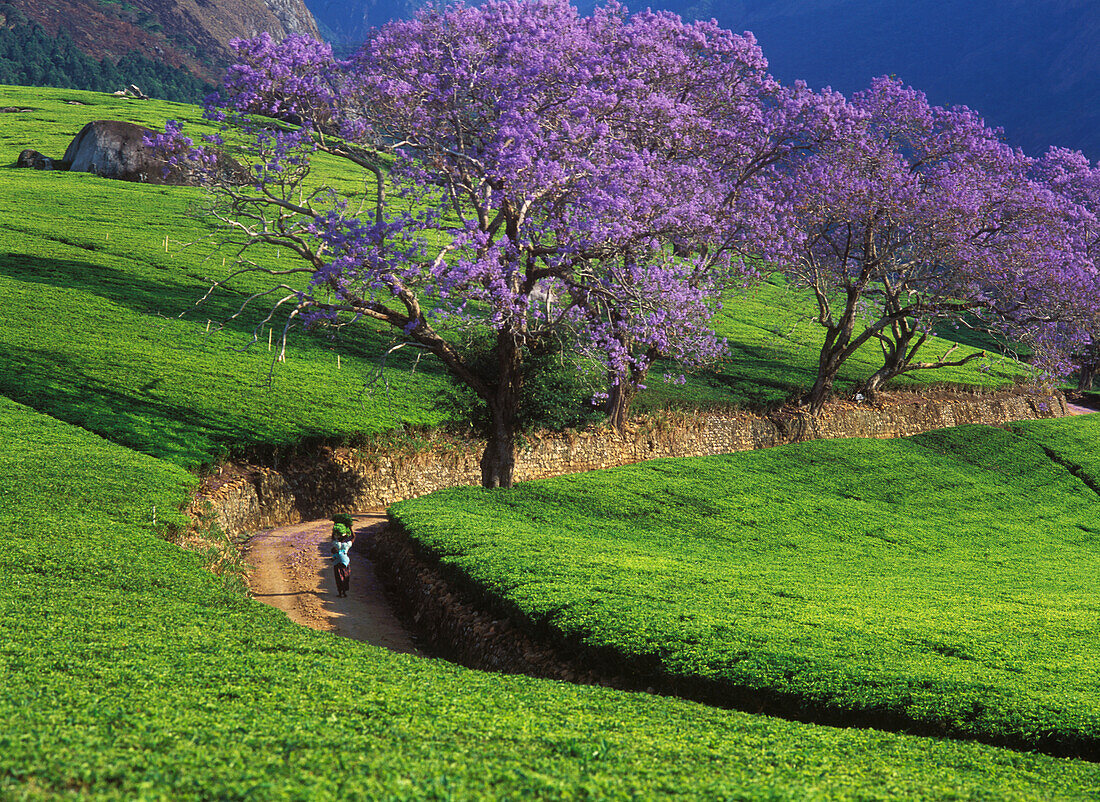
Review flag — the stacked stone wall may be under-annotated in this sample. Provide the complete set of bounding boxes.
[200,388,1066,534]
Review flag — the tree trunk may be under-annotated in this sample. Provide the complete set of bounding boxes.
[1079,359,1098,392]
[857,325,985,401]
[803,372,834,413]
[803,278,867,413]
[606,380,636,433]
[480,404,517,488]
[803,328,848,413]
[479,330,523,488]
[859,369,889,401]
[857,338,907,402]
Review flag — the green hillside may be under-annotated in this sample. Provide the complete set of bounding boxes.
[391,417,1100,757]
[0,87,1028,466]
[4,86,1095,798]
[1,87,452,468]
[5,396,1100,799]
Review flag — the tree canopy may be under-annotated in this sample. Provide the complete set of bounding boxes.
[151,0,1100,483]
[756,77,1100,409]
[158,0,810,486]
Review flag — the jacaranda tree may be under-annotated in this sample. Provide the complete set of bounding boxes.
[757,77,1091,410]
[154,0,802,487]
[1031,147,1100,389]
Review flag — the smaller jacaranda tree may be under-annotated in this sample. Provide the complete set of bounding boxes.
[756,77,1100,409]
[1030,147,1100,389]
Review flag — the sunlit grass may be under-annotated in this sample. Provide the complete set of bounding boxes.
[4,396,1099,798]
[392,416,1100,755]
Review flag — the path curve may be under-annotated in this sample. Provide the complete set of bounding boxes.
[241,405,1095,653]
[244,512,421,655]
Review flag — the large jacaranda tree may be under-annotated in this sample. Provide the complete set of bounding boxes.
[756,77,1097,410]
[153,2,1097,475]
[160,0,808,487]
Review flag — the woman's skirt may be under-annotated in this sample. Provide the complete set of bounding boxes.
[334,563,351,594]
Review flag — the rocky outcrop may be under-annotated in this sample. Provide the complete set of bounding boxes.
[264,0,320,41]
[14,149,57,170]
[63,121,170,183]
[61,120,245,185]
[200,387,1068,535]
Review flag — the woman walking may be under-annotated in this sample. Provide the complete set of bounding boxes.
[330,515,355,597]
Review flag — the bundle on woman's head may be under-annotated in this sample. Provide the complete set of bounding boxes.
[332,513,354,542]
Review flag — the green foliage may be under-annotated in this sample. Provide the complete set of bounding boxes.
[4,397,1100,798]
[391,417,1100,755]
[440,330,607,434]
[0,20,210,103]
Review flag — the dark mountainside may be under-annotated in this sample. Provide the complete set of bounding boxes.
[4,0,319,84]
[307,0,1100,160]
[700,0,1100,160]
[305,0,420,45]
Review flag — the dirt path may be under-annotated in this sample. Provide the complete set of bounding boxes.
[241,403,1094,654]
[243,512,421,655]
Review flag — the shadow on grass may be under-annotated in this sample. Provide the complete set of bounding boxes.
[0,342,282,467]
[638,348,809,414]
[0,250,456,373]
[932,315,1028,358]
[0,249,284,335]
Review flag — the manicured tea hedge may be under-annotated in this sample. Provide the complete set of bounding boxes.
[5,396,1100,798]
[391,417,1100,757]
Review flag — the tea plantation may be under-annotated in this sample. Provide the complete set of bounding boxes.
[0,87,1026,466]
[8,400,1100,799]
[4,86,1100,798]
[390,417,1100,758]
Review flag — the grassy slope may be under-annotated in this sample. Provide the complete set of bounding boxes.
[0,88,451,468]
[4,395,1100,799]
[1012,414,1100,488]
[3,86,1093,796]
[0,86,1028,470]
[639,275,1029,411]
[390,416,1100,756]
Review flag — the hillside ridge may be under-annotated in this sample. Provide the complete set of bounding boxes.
[4,0,318,83]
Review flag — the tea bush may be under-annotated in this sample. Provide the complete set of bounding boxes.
[5,396,1100,798]
[392,417,1100,757]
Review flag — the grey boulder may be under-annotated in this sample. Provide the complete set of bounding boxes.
[15,149,55,170]
[62,120,187,184]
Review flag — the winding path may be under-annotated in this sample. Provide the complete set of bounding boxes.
[242,402,1095,653]
[244,512,421,655]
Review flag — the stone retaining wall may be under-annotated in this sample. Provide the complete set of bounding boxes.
[199,388,1066,535]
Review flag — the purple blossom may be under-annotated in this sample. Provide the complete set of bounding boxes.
[181,1,1100,483]
[142,119,218,181]
[747,76,1100,406]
